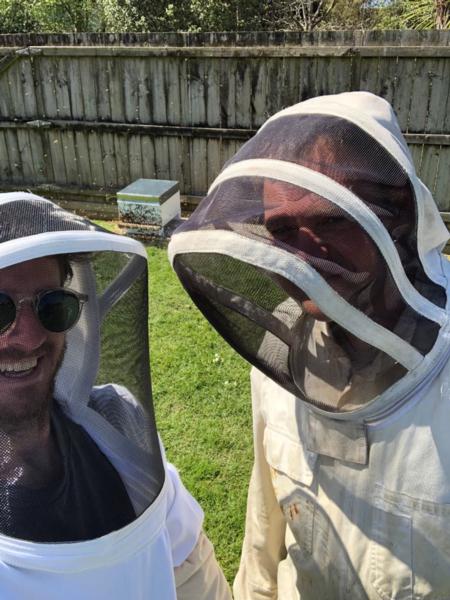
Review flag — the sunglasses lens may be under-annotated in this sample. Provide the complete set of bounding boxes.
[38,290,81,333]
[0,293,15,333]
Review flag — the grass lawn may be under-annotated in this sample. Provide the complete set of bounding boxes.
[95,222,254,584]
[148,245,253,582]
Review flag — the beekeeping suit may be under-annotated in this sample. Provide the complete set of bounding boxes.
[0,192,230,600]
[169,92,450,598]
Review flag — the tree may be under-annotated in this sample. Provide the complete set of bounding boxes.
[373,0,449,29]
[321,0,379,29]
[264,0,337,31]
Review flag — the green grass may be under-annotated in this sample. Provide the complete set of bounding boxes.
[147,246,252,582]
[94,222,253,583]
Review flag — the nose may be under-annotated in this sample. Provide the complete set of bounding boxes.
[1,303,47,352]
[279,224,328,259]
[298,226,328,256]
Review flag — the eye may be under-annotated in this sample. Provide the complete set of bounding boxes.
[319,217,347,227]
[269,225,295,238]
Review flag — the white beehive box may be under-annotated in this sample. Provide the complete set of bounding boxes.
[117,178,180,229]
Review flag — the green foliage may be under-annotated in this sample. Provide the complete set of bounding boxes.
[372,0,449,30]
[105,0,268,32]
[0,0,36,32]
[0,0,103,33]
[321,0,379,29]
[1,0,447,40]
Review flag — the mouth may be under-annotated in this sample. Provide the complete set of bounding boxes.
[0,357,40,379]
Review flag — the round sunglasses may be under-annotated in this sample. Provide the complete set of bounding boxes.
[0,288,88,334]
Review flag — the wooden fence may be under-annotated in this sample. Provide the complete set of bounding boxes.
[0,31,449,219]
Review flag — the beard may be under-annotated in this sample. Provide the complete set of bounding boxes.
[0,343,66,435]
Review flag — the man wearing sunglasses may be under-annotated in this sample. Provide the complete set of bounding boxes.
[170,92,450,598]
[0,192,231,600]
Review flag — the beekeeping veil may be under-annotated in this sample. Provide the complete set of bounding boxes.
[169,92,450,419]
[0,192,163,541]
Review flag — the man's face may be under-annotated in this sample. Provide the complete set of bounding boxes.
[0,257,66,428]
[263,179,391,321]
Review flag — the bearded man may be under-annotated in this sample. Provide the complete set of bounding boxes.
[0,192,231,600]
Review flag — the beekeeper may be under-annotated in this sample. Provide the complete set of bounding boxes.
[0,192,231,600]
[169,91,450,598]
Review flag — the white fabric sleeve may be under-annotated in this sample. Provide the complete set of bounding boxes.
[174,531,232,600]
[165,462,204,567]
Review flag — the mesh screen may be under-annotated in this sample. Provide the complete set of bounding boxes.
[175,253,410,411]
[93,252,156,451]
[180,115,445,309]
[173,113,446,413]
[0,198,102,242]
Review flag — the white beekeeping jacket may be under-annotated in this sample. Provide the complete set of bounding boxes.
[169,92,450,597]
[0,193,205,599]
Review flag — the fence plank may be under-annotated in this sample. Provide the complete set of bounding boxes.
[391,58,417,131]
[418,143,440,197]
[180,136,192,193]
[154,136,170,180]
[16,129,35,182]
[179,57,191,127]
[5,130,24,183]
[168,136,180,182]
[235,60,252,129]
[79,58,99,121]
[8,59,26,118]
[26,129,49,184]
[426,58,449,133]
[59,130,80,185]
[87,131,106,188]
[140,135,156,181]
[97,57,112,121]
[408,58,433,133]
[252,59,269,127]
[190,137,208,195]
[165,57,181,126]
[74,131,92,185]
[48,129,67,185]
[434,146,450,211]
[189,58,207,127]
[54,56,72,119]
[0,63,13,117]
[67,57,84,119]
[18,57,37,117]
[0,130,11,180]
[206,58,221,127]
[109,57,126,122]
[152,58,168,125]
[113,132,130,187]
[38,57,59,119]
[220,58,236,129]
[207,137,221,186]
[100,131,117,188]
[137,58,151,124]
[123,58,139,123]
[128,134,143,181]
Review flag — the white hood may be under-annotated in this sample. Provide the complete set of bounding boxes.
[169,92,450,421]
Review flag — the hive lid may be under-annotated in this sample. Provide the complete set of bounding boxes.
[117,178,179,204]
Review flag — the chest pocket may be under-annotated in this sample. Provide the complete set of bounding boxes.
[370,485,450,600]
[263,426,367,600]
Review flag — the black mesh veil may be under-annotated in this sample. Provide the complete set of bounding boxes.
[169,93,449,416]
[0,193,163,542]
